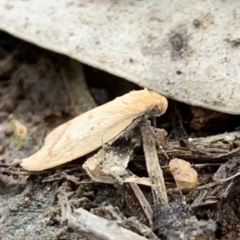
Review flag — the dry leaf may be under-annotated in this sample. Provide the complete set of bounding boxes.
[83,145,132,184]
[20,89,168,171]
[169,158,198,189]
[1,1,240,114]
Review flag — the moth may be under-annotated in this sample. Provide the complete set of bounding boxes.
[20,89,168,171]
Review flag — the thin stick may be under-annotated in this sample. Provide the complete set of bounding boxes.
[58,191,149,240]
[140,122,168,205]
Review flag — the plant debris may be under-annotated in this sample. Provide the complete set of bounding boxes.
[58,191,151,240]
[169,158,198,189]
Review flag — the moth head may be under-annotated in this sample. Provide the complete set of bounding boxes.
[144,89,168,116]
[148,106,163,117]
[149,92,168,116]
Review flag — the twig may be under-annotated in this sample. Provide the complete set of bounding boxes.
[197,171,240,190]
[123,182,153,226]
[58,191,149,240]
[140,122,168,205]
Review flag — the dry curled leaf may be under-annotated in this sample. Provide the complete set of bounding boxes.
[20,89,168,171]
[169,158,198,189]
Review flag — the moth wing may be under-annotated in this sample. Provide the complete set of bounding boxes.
[20,89,161,171]
[20,112,136,171]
